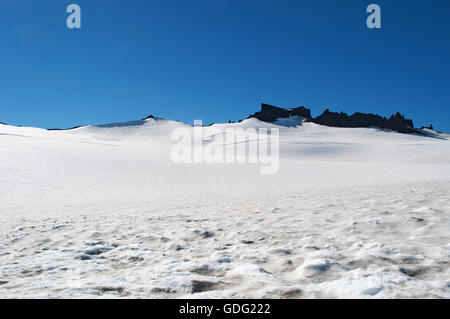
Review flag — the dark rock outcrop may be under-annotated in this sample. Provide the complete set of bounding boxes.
[249,103,311,122]
[310,109,415,133]
[247,103,417,134]
[421,124,434,131]
[47,125,83,131]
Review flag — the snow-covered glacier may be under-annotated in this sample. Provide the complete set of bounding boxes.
[0,118,449,298]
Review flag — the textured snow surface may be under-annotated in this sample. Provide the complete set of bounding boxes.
[0,118,449,298]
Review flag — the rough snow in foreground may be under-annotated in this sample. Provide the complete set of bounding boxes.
[0,119,449,298]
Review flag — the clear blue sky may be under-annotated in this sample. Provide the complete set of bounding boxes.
[1,0,449,130]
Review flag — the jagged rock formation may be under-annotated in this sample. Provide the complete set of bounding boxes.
[421,124,434,131]
[248,103,417,134]
[248,103,311,122]
[310,109,415,134]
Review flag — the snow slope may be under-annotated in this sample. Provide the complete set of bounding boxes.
[0,118,449,298]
